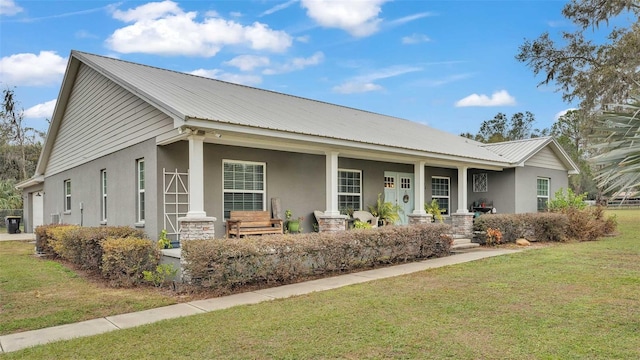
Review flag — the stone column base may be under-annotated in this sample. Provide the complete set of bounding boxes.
[178,216,216,242]
[316,214,348,232]
[451,212,474,238]
[407,213,433,225]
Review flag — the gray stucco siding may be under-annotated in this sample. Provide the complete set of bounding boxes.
[45,64,174,177]
[467,169,516,214]
[43,138,158,238]
[515,166,569,213]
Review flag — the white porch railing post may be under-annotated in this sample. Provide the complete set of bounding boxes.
[325,151,340,216]
[186,134,207,218]
[456,165,469,213]
[413,161,427,215]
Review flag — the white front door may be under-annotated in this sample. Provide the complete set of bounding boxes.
[383,172,414,225]
[32,193,43,230]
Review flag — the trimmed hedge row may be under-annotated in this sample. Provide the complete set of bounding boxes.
[474,213,569,243]
[34,224,158,287]
[182,223,452,290]
[473,207,617,243]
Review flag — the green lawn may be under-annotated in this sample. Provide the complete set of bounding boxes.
[0,242,177,335]
[3,209,638,359]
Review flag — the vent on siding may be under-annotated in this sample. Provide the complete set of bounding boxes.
[50,213,61,224]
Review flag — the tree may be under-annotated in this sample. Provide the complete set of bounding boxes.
[590,94,640,197]
[516,0,640,115]
[0,179,22,210]
[550,110,599,197]
[0,88,42,181]
[461,111,541,143]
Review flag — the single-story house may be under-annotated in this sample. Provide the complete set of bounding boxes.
[17,50,578,242]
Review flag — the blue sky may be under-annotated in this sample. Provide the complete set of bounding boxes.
[1,0,584,137]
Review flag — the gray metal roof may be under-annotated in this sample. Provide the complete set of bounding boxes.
[73,51,509,164]
[482,137,580,174]
[481,137,553,163]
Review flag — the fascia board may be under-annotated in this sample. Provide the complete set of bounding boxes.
[183,117,510,169]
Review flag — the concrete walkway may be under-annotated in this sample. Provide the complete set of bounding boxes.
[0,232,35,242]
[0,248,521,354]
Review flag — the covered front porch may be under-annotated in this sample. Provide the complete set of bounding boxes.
[156,125,507,243]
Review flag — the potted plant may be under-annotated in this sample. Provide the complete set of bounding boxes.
[285,209,303,233]
[425,199,444,223]
[368,193,401,226]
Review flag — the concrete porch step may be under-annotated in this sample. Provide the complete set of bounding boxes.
[451,238,480,251]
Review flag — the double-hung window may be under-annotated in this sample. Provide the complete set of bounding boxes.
[537,177,550,211]
[223,160,266,219]
[136,159,145,223]
[338,169,362,212]
[431,176,450,215]
[100,170,107,222]
[63,180,71,212]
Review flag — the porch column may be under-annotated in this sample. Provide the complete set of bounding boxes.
[179,133,215,241]
[187,134,206,217]
[452,165,473,239]
[325,151,340,216]
[413,161,426,215]
[456,165,469,213]
[408,161,432,225]
[317,151,347,232]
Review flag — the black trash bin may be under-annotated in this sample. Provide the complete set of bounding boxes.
[6,216,21,234]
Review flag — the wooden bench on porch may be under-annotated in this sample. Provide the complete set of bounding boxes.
[225,211,284,238]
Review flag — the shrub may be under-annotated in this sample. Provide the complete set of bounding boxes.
[182,223,452,290]
[47,225,81,257]
[548,188,587,211]
[143,264,178,288]
[474,213,568,243]
[46,226,146,273]
[564,206,617,241]
[34,224,72,255]
[102,237,159,287]
[485,228,503,246]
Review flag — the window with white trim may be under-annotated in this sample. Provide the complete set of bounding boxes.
[338,169,362,212]
[223,160,266,219]
[100,170,107,222]
[136,159,145,223]
[537,177,550,211]
[63,179,71,212]
[431,176,450,215]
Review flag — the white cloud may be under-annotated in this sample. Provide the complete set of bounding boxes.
[296,35,310,43]
[75,30,98,39]
[455,90,516,107]
[189,68,262,86]
[0,51,67,86]
[0,0,23,16]
[263,52,324,75]
[24,99,56,119]
[301,0,388,37]
[333,82,382,94]
[229,11,242,18]
[260,0,298,17]
[420,73,471,87]
[402,33,430,44]
[387,12,434,27]
[554,108,578,120]
[333,65,421,94]
[106,0,292,57]
[224,55,270,71]
[111,0,181,22]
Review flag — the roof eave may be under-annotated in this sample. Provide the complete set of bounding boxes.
[16,175,45,190]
